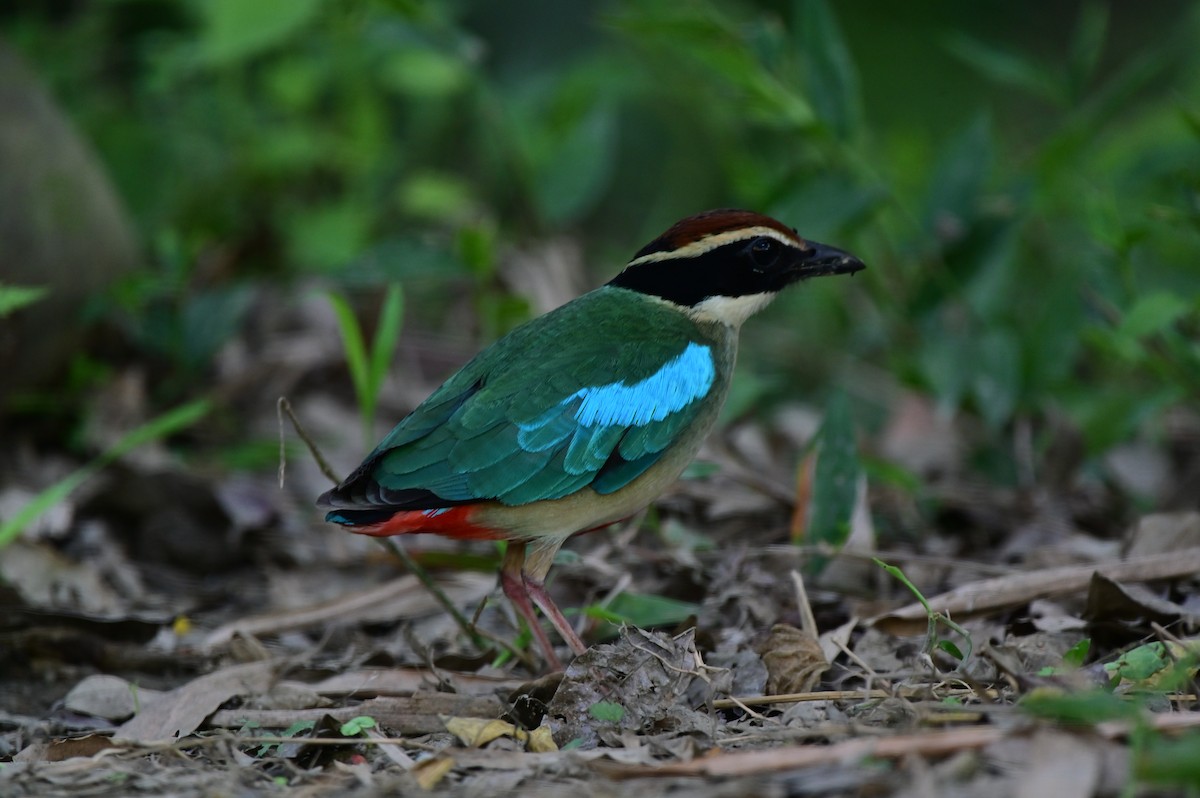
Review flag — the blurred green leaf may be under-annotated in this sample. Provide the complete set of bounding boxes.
[0,399,212,549]
[339,716,377,736]
[1118,291,1192,340]
[610,2,815,128]
[924,115,992,236]
[199,0,322,65]
[530,103,618,226]
[1067,2,1109,99]
[398,172,478,223]
[1103,640,1200,690]
[290,203,371,272]
[943,34,1064,103]
[1135,730,1200,787]
[588,701,625,722]
[1020,688,1139,725]
[0,284,48,317]
[796,0,862,137]
[1063,638,1091,668]
[971,328,1021,428]
[599,592,700,629]
[381,46,472,98]
[805,391,859,571]
[262,58,324,111]
[177,287,257,370]
[919,333,973,411]
[771,174,885,242]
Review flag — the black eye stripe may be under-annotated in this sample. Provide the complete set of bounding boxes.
[610,237,797,305]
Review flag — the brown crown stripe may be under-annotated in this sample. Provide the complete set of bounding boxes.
[633,209,801,261]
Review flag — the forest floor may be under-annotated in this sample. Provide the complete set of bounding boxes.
[2,290,1200,797]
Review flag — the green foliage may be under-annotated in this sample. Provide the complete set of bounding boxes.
[1019,688,1138,726]
[1062,638,1091,668]
[0,284,48,317]
[253,719,316,757]
[0,399,211,550]
[327,284,405,446]
[197,0,322,66]
[804,391,860,573]
[587,700,625,723]
[1135,730,1200,789]
[339,716,377,737]
[3,0,1197,502]
[586,591,700,630]
[873,558,973,666]
[1103,640,1200,691]
[1034,637,1091,676]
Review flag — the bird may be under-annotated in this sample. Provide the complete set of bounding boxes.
[318,209,865,670]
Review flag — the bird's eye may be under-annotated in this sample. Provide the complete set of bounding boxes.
[747,236,780,269]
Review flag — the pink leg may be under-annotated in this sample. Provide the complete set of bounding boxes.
[525,578,586,656]
[500,542,563,670]
[523,537,587,657]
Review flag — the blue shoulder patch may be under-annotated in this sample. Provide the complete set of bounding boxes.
[571,342,714,428]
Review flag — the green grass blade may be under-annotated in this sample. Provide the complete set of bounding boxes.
[0,398,212,549]
[368,283,404,404]
[326,291,373,443]
[0,283,48,317]
[805,391,860,574]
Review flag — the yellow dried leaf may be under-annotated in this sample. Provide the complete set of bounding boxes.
[413,755,454,789]
[443,716,518,748]
[528,724,558,753]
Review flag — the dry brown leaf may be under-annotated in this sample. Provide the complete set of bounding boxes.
[15,734,117,763]
[872,548,1200,636]
[0,540,130,616]
[818,616,858,666]
[114,659,280,744]
[1124,512,1200,557]
[547,628,707,749]
[64,674,161,721]
[1084,572,1200,625]
[758,624,828,695]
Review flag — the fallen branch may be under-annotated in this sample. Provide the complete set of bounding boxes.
[872,548,1200,636]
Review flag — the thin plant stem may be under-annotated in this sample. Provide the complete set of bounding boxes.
[278,395,490,654]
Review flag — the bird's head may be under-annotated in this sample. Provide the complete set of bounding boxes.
[607,209,865,326]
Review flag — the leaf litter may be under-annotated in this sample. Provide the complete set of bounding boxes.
[4,292,1200,797]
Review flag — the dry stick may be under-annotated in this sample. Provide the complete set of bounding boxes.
[712,687,1198,711]
[277,396,489,653]
[711,686,1002,710]
[789,569,818,639]
[608,711,1200,780]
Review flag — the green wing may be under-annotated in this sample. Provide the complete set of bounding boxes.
[328,288,720,511]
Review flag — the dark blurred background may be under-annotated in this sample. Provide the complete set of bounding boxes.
[1,0,1198,520]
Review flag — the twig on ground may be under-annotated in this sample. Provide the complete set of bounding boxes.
[276,395,493,657]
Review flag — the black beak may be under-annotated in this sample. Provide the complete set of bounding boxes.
[792,240,866,279]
